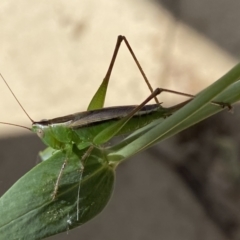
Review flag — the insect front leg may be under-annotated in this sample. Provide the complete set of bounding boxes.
[52,156,68,200]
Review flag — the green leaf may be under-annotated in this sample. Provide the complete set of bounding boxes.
[0,147,115,240]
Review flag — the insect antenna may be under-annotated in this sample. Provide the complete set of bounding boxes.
[0,73,34,123]
[0,122,31,131]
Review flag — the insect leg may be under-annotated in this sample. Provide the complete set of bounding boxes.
[149,87,231,109]
[119,37,231,109]
[88,35,159,111]
[52,158,68,200]
[76,145,94,221]
[88,36,231,111]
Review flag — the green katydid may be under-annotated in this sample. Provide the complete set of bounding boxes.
[1,36,229,206]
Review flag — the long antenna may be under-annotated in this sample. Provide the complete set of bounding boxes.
[0,122,31,131]
[0,73,34,123]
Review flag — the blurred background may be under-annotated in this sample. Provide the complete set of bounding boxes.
[0,0,240,239]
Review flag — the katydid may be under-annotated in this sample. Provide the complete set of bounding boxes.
[0,35,230,203]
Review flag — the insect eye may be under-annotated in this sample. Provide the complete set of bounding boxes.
[37,129,44,138]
